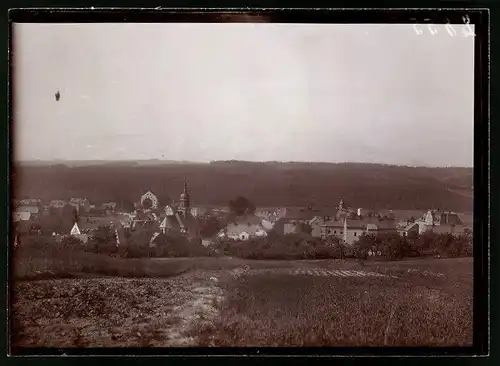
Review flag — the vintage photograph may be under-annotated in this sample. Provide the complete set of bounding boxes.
[10,19,475,350]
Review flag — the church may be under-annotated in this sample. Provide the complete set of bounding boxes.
[159,178,199,238]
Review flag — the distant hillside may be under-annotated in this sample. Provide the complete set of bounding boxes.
[11,161,473,212]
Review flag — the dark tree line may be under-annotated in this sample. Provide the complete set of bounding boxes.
[13,162,472,212]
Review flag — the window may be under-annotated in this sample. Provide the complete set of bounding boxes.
[334,230,337,234]
[354,232,357,236]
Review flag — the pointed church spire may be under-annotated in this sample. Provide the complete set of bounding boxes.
[179,176,190,215]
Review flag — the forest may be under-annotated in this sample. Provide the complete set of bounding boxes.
[12,161,473,212]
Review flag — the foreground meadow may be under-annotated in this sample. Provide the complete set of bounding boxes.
[10,257,473,349]
[194,258,473,347]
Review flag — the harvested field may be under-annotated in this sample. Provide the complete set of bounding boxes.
[11,271,222,348]
[10,257,473,350]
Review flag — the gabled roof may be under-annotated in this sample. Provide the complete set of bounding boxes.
[17,206,39,214]
[226,222,265,237]
[398,222,419,232]
[321,218,345,228]
[322,217,398,230]
[150,232,161,244]
[50,200,66,206]
[161,212,198,236]
[70,198,88,204]
[70,222,81,235]
[101,202,117,209]
[428,224,466,235]
[18,198,41,205]
[440,212,463,226]
[132,219,160,230]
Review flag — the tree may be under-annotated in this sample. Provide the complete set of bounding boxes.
[89,225,117,254]
[93,225,115,245]
[199,216,223,238]
[378,232,406,261]
[228,196,256,216]
[120,199,135,213]
[296,222,313,235]
[157,194,172,207]
[416,231,439,256]
[354,233,375,260]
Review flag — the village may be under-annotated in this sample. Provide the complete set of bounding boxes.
[12,177,472,256]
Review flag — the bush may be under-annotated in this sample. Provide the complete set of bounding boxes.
[215,233,343,260]
[116,231,213,258]
[353,233,376,260]
[154,233,212,257]
[352,230,474,262]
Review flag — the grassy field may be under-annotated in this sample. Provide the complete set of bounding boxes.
[193,258,473,347]
[10,256,473,349]
[12,249,193,280]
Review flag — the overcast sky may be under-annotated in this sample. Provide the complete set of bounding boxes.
[13,23,474,166]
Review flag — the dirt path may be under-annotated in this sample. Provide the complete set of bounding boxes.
[12,262,454,349]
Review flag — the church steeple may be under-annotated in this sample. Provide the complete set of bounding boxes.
[179,177,190,215]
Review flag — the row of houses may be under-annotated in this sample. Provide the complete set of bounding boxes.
[12,198,119,223]
[249,201,469,246]
[14,184,471,249]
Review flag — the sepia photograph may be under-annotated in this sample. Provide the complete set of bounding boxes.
[9,10,483,354]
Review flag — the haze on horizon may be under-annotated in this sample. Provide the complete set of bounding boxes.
[13,23,474,167]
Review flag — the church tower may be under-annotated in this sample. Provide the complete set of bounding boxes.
[179,177,190,216]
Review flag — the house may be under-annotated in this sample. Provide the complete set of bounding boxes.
[50,200,66,209]
[17,198,42,206]
[101,202,117,211]
[69,198,91,212]
[69,222,89,243]
[12,211,31,222]
[428,224,467,236]
[283,218,320,235]
[398,222,420,237]
[17,206,39,215]
[225,223,268,241]
[321,216,398,245]
[70,222,81,235]
[416,209,466,236]
[201,239,212,247]
[309,216,335,238]
[261,214,281,231]
[222,215,268,241]
[320,218,345,241]
[189,206,210,218]
[255,207,286,221]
